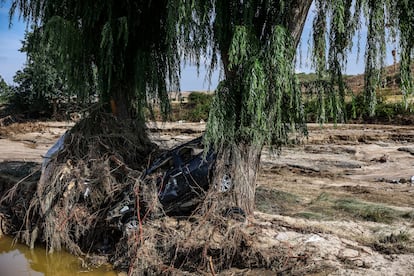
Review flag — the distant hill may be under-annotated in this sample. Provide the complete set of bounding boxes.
[345,63,414,95]
[298,62,414,96]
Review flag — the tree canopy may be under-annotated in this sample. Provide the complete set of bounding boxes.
[0,75,11,103]
[9,0,413,144]
[311,0,414,119]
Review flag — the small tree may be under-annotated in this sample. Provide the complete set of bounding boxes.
[0,75,11,103]
[9,30,91,117]
[185,92,213,121]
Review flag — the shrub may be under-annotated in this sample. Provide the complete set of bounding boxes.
[184,92,213,122]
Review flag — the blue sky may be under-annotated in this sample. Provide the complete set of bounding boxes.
[0,3,26,85]
[0,2,396,90]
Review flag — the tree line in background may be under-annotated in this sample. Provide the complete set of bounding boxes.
[0,31,97,119]
[2,51,412,124]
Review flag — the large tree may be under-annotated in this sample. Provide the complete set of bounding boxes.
[169,0,414,215]
[8,0,414,217]
[177,1,313,215]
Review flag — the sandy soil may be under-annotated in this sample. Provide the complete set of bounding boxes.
[1,121,414,275]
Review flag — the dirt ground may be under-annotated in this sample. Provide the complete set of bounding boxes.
[1,121,414,275]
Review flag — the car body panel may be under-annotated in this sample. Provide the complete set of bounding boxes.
[144,137,215,214]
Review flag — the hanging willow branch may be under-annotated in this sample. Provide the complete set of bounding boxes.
[9,0,414,138]
[170,1,310,151]
[310,0,413,119]
[10,0,180,120]
[395,1,414,108]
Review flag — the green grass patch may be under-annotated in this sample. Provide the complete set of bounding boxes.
[334,199,402,223]
[294,212,325,220]
[255,188,301,214]
[299,193,414,223]
[313,192,330,202]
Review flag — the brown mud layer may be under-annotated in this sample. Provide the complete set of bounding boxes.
[1,121,414,275]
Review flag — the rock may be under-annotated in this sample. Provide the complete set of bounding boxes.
[340,248,360,259]
[305,234,326,243]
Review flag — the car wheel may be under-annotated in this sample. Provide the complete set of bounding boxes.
[220,173,232,192]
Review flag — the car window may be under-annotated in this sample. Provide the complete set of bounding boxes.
[178,147,194,163]
[178,145,206,163]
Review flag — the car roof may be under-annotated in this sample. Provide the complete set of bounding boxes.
[144,136,204,175]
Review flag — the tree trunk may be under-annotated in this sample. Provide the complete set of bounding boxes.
[109,82,134,120]
[228,144,261,215]
[111,92,131,120]
[287,0,313,48]
[211,144,261,216]
[214,1,313,217]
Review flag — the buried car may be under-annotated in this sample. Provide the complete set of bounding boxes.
[144,136,232,214]
[108,136,237,231]
[42,134,238,234]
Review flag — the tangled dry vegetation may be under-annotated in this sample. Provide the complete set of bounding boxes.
[1,112,318,275]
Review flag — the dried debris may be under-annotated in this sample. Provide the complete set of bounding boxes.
[1,111,306,275]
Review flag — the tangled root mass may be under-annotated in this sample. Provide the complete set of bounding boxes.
[0,111,314,274]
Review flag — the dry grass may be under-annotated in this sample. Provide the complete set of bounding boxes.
[370,231,414,254]
[0,122,48,137]
[255,187,302,214]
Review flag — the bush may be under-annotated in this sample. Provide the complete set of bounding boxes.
[304,91,414,124]
[183,92,213,122]
[0,76,11,104]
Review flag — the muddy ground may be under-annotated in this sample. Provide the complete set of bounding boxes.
[1,121,414,275]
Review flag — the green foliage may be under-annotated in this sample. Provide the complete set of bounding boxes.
[0,76,11,104]
[10,0,177,120]
[200,2,308,150]
[304,90,414,124]
[370,100,414,123]
[184,92,213,122]
[311,0,414,118]
[10,69,53,116]
[334,198,402,223]
[9,0,414,144]
[396,1,414,108]
[297,73,319,83]
[5,31,78,117]
[302,79,351,124]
